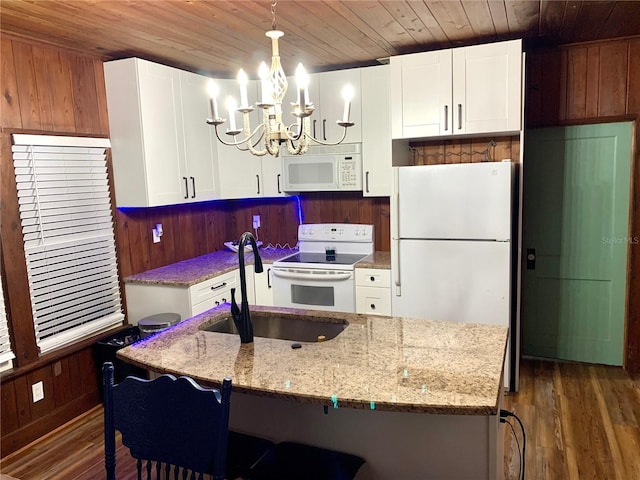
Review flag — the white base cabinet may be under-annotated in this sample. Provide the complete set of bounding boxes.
[125,269,239,325]
[355,268,391,316]
[253,266,274,306]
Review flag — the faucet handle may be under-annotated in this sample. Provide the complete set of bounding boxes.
[230,287,240,317]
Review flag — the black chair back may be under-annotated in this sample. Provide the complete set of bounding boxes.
[103,362,232,480]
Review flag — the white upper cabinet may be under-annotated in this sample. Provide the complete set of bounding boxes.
[391,50,452,139]
[316,69,362,144]
[104,58,218,207]
[212,78,286,199]
[283,69,362,145]
[391,39,522,140]
[361,64,392,197]
[179,70,219,202]
[213,79,263,199]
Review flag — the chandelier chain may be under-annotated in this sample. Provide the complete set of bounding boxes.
[271,0,278,30]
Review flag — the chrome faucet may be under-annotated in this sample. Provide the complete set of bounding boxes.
[230,232,263,343]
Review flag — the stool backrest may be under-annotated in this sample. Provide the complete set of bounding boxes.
[103,362,231,480]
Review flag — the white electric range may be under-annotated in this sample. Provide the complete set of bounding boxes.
[272,223,374,312]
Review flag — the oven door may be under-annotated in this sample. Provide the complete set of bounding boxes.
[271,267,355,313]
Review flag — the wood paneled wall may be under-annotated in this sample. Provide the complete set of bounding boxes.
[0,36,392,455]
[116,197,302,278]
[0,37,110,456]
[525,37,640,373]
[300,193,391,252]
[409,136,521,165]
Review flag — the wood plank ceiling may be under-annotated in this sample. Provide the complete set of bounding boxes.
[2,0,640,78]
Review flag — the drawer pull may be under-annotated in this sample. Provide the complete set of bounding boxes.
[370,276,375,282]
[215,301,220,306]
[211,282,227,291]
[370,304,376,310]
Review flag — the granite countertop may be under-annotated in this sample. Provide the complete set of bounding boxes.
[123,248,297,287]
[118,305,507,415]
[355,251,391,269]
[123,249,391,287]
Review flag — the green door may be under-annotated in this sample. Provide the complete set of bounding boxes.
[522,122,632,365]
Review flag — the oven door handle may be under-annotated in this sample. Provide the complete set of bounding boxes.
[272,270,353,281]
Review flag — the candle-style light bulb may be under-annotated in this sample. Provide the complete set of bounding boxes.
[207,79,220,119]
[226,96,238,131]
[237,69,249,108]
[295,63,309,108]
[341,84,354,123]
[258,62,271,105]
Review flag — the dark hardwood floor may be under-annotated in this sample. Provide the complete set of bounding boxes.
[2,359,639,480]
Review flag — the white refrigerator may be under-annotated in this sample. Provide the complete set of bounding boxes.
[391,162,517,390]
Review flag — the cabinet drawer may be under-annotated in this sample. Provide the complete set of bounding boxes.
[355,268,391,288]
[189,270,238,307]
[191,290,232,316]
[356,286,391,316]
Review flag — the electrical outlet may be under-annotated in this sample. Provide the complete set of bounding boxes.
[152,223,163,243]
[253,215,261,229]
[32,381,44,403]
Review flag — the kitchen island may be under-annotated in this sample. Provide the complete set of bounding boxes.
[118,305,507,479]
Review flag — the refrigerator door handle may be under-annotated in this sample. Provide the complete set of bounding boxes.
[393,239,401,295]
[392,168,400,240]
[392,168,401,295]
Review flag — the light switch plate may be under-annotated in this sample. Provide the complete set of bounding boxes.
[32,381,44,403]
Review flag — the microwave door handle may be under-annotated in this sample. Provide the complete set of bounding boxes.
[272,270,352,281]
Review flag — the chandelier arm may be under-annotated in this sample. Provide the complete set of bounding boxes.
[241,111,268,155]
[304,125,350,146]
[286,118,310,155]
[209,120,266,148]
[265,139,280,157]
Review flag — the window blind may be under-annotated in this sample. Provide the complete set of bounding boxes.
[12,134,124,354]
[0,274,15,372]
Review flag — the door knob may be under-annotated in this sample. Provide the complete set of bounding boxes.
[526,248,536,270]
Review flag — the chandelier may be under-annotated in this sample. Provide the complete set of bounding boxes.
[206,0,355,157]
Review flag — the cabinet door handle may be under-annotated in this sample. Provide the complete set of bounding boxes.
[365,171,370,193]
[313,119,317,138]
[183,177,189,199]
[267,268,272,289]
[190,176,196,198]
[211,282,227,291]
[322,119,327,141]
[277,174,281,194]
[215,300,220,306]
[256,174,261,195]
[444,105,449,131]
[457,104,462,130]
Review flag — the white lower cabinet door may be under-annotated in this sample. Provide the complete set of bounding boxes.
[254,267,274,306]
[356,286,391,316]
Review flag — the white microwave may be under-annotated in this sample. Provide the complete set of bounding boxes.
[282,144,362,192]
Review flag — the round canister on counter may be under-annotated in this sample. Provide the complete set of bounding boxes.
[138,312,181,338]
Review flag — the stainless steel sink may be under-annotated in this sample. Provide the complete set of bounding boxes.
[200,311,348,342]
